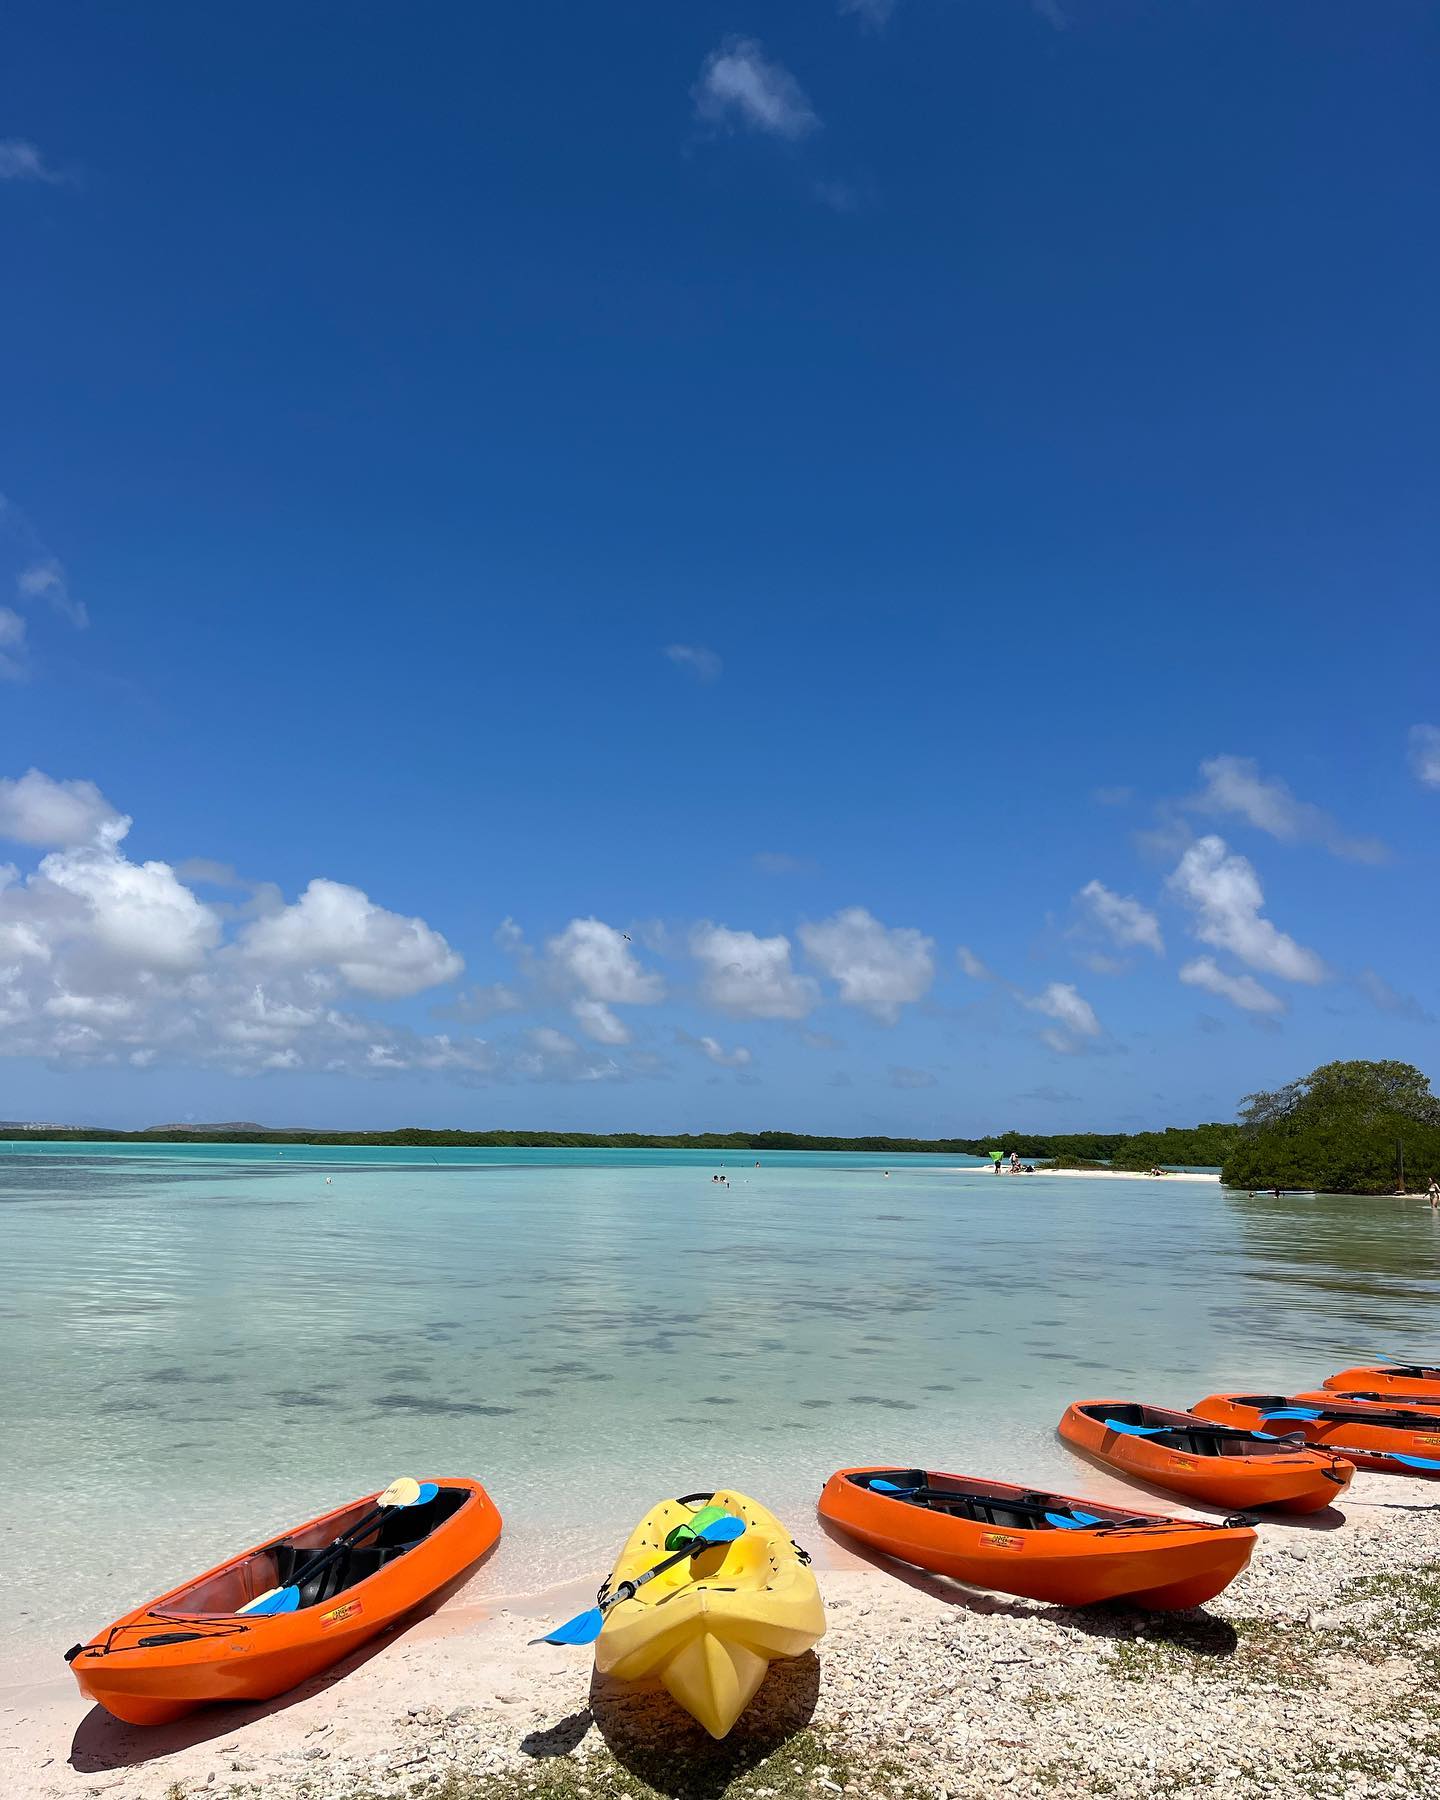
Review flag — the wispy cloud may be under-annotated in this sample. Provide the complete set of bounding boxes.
[956,945,992,980]
[0,139,65,184]
[663,642,723,682]
[693,38,820,141]
[839,0,898,31]
[0,607,25,680]
[1186,754,1386,863]
[889,1064,936,1089]
[1031,0,1068,29]
[1356,969,1435,1025]
[753,850,816,876]
[1409,725,1440,789]
[0,498,90,681]
[17,556,88,629]
[1073,880,1164,957]
[1025,982,1102,1053]
[677,1029,753,1069]
[1179,956,1285,1016]
[812,178,871,215]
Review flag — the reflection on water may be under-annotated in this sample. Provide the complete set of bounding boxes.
[2,1149,1436,1675]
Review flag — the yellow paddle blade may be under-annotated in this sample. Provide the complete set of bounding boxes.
[379,1477,421,1508]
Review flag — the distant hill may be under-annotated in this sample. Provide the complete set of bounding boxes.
[148,1121,323,1135]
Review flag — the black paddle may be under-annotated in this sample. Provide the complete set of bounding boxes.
[239,1478,438,1616]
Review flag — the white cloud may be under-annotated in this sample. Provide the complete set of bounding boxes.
[18,557,87,629]
[0,769,129,849]
[690,921,819,1019]
[1073,880,1164,956]
[956,945,991,980]
[798,906,934,1023]
[1025,982,1101,1039]
[0,139,63,183]
[571,997,631,1045]
[39,841,221,972]
[1179,957,1285,1016]
[693,38,820,141]
[1187,755,1385,863]
[663,643,723,682]
[546,917,663,1005]
[1409,725,1440,789]
[1166,835,1327,984]
[241,878,463,997]
[690,1033,752,1068]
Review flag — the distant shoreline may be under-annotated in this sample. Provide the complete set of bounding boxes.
[0,1120,1240,1163]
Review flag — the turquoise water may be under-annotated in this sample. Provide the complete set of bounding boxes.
[3,1147,1437,1677]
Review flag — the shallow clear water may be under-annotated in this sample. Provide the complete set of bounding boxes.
[3,1146,1437,1676]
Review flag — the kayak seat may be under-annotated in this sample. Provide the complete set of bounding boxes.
[269,1539,426,1610]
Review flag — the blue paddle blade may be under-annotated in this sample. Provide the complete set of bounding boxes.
[702,1516,746,1542]
[238,1585,300,1617]
[416,1482,439,1504]
[869,1479,917,1493]
[536,1606,604,1646]
[1045,1510,1101,1529]
[533,1519,746,1648]
[1261,1408,1322,1421]
[1382,1452,1440,1471]
[1101,1419,1169,1437]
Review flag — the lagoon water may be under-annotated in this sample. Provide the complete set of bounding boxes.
[3,1144,1438,1677]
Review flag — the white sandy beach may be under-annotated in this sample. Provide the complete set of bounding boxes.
[6,1467,1438,1800]
[950,1165,1222,1183]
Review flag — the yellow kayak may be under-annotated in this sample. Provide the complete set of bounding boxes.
[593,1488,825,1738]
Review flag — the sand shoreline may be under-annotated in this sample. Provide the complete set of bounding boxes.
[951,1164,1222,1182]
[7,1468,1438,1800]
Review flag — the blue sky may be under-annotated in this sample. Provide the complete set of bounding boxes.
[1,2,1436,1132]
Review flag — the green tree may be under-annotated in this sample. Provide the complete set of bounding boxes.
[1222,1059,1440,1194]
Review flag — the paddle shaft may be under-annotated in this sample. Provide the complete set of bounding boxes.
[605,1534,730,1610]
[870,1483,1150,1531]
[279,1500,392,1596]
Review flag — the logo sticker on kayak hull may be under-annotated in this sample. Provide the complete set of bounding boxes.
[320,1600,363,1628]
[980,1532,1024,1552]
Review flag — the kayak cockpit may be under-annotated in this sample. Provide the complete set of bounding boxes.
[1074,1402,1296,1460]
[846,1471,1139,1532]
[1230,1395,1440,1430]
[164,1484,471,1615]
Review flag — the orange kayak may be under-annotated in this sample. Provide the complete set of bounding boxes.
[1192,1394,1440,1473]
[1324,1365,1440,1403]
[818,1466,1256,1610]
[1058,1400,1352,1513]
[67,1478,501,1725]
